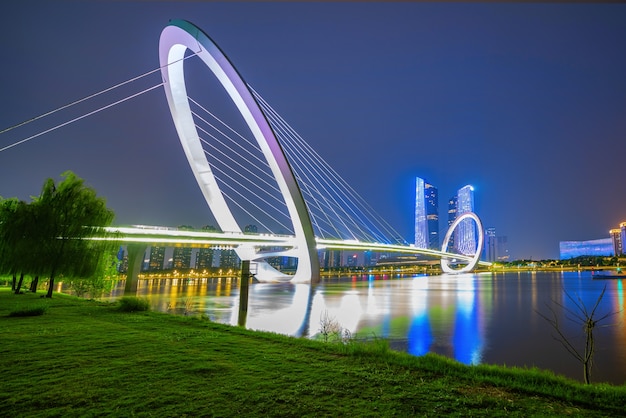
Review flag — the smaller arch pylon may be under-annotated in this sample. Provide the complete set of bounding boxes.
[440,212,484,274]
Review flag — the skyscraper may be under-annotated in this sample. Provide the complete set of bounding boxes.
[219,248,240,269]
[320,249,341,268]
[172,247,192,269]
[485,227,497,262]
[447,195,458,251]
[414,177,439,250]
[148,246,165,271]
[484,227,509,262]
[456,185,476,255]
[196,247,215,270]
[448,185,476,255]
[621,222,626,256]
[610,223,626,257]
[426,183,439,250]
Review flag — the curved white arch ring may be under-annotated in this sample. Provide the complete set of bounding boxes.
[159,20,319,283]
[440,212,484,274]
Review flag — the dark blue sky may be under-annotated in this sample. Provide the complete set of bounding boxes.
[1,2,625,260]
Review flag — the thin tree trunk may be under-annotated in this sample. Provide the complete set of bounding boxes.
[583,320,594,384]
[11,273,16,291]
[14,272,25,294]
[29,276,39,293]
[46,269,56,298]
[46,241,65,299]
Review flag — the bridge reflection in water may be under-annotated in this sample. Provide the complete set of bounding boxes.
[97,270,626,385]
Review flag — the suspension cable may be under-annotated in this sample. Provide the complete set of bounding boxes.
[0,52,198,137]
[0,83,164,153]
[255,89,387,241]
[251,85,407,244]
[210,162,294,233]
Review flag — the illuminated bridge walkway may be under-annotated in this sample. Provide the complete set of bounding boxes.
[101,224,491,292]
[2,20,490,286]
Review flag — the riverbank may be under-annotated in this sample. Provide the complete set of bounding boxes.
[1,288,624,417]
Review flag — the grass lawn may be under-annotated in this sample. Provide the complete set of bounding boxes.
[1,287,624,417]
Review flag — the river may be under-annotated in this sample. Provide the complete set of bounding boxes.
[103,270,626,385]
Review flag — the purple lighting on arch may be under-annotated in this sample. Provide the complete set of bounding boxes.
[158,19,319,283]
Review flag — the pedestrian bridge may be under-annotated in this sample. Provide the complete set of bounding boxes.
[97,225,491,292]
[1,19,490,286]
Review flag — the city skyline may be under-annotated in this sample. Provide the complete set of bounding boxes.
[1,3,625,260]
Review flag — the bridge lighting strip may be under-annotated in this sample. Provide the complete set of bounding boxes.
[99,226,490,267]
[102,226,296,245]
[315,238,491,266]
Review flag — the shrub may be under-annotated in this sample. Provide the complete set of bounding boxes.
[8,305,48,317]
[318,310,354,344]
[117,297,150,312]
[340,336,390,356]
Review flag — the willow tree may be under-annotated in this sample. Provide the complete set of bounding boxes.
[1,197,47,293]
[0,197,25,291]
[67,249,121,298]
[31,171,116,298]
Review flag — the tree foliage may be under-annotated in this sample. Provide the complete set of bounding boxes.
[67,250,120,298]
[0,198,36,293]
[0,171,117,297]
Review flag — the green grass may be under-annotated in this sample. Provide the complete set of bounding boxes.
[1,288,624,417]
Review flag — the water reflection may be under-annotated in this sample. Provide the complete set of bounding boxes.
[237,283,314,337]
[99,271,626,385]
[453,276,483,365]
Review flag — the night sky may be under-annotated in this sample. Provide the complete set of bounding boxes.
[1,2,625,260]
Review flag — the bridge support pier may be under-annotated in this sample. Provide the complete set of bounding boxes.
[124,244,147,295]
[238,260,251,327]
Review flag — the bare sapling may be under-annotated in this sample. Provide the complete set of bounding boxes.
[538,285,619,384]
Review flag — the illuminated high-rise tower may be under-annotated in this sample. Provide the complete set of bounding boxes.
[219,249,240,269]
[456,185,476,255]
[173,247,192,269]
[485,227,497,262]
[148,246,166,271]
[196,248,215,270]
[414,177,439,250]
[611,223,626,256]
[447,195,458,250]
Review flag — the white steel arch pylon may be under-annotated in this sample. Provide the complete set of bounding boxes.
[159,19,320,283]
[440,212,484,274]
